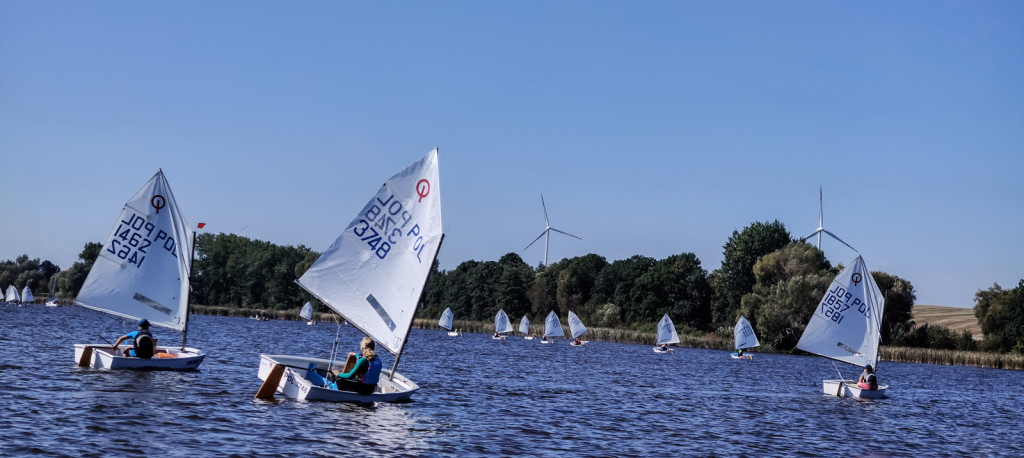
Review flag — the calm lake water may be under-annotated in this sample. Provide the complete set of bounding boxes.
[1,305,1022,456]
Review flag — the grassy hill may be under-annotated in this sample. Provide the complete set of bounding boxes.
[912,304,981,338]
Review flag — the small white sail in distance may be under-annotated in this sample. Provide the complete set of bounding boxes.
[495,309,514,334]
[75,170,194,331]
[21,286,34,303]
[296,148,443,356]
[519,316,530,335]
[6,285,20,302]
[796,255,885,369]
[438,307,454,331]
[734,316,760,350]
[544,310,564,338]
[300,302,313,321]
[567,311,588,339]
[657,314,680,345]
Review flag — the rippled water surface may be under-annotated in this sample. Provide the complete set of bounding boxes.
[1,305,1022,456]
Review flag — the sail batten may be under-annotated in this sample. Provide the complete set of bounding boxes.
[734,316,760,350]
[796,255,885,368]
[74,170,193,332]
[657,314,681,345]
[296,149,442,356]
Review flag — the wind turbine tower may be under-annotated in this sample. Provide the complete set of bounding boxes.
[801,187,857,252]
[524,195,581,266]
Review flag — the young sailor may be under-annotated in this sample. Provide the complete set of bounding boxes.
[112,319,156,359]
[328,337,382,395]
[858,364,878,390]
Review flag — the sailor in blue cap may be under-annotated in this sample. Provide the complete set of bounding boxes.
[112,318,157,359]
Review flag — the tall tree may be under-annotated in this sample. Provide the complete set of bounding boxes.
[872,271,917,344]
[710,220,792,328]
[974,280,1024,353]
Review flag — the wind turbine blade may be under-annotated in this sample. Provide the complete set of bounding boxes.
[821,229,858,252]
[540,195,550,226]
[800,229,822,242]
[524,230,548,251]
[549,228,582,240]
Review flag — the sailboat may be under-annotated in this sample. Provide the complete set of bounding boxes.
[653,314,679,353]
[73,170,206,370]
[6,285,20,303]
[439,307,459,336]
[520,316,534,340]
[493,309,513,339]
[21,286,34,304]
[796,255,887,399]
[300,301,315,325]
[731,315,759,359]
[567,310,588,346]
[256,148,443,403]
[541,310,563,344]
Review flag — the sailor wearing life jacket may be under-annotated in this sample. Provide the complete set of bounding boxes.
[858,364,878,390]
[112,318,156,359]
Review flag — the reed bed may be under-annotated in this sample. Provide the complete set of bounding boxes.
[881,346,1024,371]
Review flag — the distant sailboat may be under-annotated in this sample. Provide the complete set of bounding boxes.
[541,310,563,344]
[568,310,588,346]
[300,302,315,325]
[439,307,459,336]
[6,285,20,303]
[653,314,679,354]
[256,148,443,403]
[796,255,887,399]
[731,316,759,359]
[21,286,34,304]
[73,170,206,370]
[493,309,513,339]
[520,316,534,340]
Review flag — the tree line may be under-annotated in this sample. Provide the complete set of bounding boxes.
[11,220,1023,354]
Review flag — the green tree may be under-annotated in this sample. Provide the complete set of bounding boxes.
[872,271,917,344]
[974,280,1024,353]
[54,242,103,299]
[710,220,792,328]
[627,253,712,330]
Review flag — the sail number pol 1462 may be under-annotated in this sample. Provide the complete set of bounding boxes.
[820,284,871,324]
[105,211,178,268]
[353,193,429,262]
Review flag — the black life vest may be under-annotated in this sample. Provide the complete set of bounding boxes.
[133,329,154,359]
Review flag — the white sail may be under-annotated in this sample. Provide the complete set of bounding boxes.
[6,285,20,302]
[75,170,194,331]
[657,314,680,345]
[296,149,442,356]
[495,309,513,334]
[734,315,760,350]
[519,316,530,335]
[567,311,588,339]
[438,307,454,331]
[796,255,885,368]
[544,310,564,338]
[300,302,313,321]
[21,286,34,303]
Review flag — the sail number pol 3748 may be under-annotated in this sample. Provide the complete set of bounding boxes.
[353,193,430,262]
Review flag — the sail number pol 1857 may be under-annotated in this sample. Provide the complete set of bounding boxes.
[104,211,178,268]
[353,193,429,262]
[820,284,871,324]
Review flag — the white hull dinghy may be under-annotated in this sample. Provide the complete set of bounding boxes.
[732,315,759,360]
[541,310,563,344]
[439,307,458,336]
[653,314,679,354]
[568,310,589,347]
[257,149,443,404]
[73,170,205,371]
[493,308,513,340]
[796,255,888,400]
[75,343,204,370]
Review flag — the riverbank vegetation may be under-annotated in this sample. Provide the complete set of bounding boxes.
[6,220,1022,369]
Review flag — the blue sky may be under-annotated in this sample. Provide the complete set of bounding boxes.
[1,2,1021,308]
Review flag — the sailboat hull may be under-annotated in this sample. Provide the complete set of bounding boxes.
[730,353,753,359]
[74,344,205,370]
[257,355,419,403]
[653,347,674,354]
[822,379,887,399]
[447,331,460,336]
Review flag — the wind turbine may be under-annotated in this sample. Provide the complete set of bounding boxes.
[801,186,857,252]
[524,195,581,266]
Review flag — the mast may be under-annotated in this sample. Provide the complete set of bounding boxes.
[182,229,196,350]
[389,233,444,379]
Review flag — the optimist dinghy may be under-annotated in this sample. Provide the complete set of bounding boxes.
[731,316,759,359]
[653,314,679,353]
